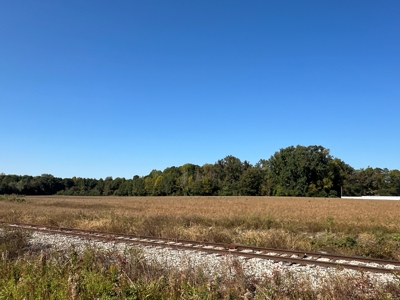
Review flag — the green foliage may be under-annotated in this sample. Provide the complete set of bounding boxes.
[240,167,264,196]
[131,175,146,196]
[1,145,399,197]
[266,145,339,197]
[344,167,400,196]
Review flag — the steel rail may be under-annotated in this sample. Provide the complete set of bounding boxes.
[5,221,399,266]
[1,221,399,274]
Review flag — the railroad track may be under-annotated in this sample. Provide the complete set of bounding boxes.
[1,221,400,274]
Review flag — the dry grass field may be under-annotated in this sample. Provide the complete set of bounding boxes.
[1,195,400,259]
[1,195,400,299]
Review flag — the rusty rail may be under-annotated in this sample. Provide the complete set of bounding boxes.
[1,221,399,274]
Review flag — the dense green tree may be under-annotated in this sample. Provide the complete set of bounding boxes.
[216,155,243,195]
[267,145,336,196]
[178,164,200,195]
[15,175,33,194]
[143,170,162,195]
[344,167,400,197]
[240,166,263,196]
[115,178,132,196]
[325,158,354,197]
[0,174,19,194]
[387,170,400,195]
[37,174,64,195]
[201,176,217,195]
[91,179,104,196]
[161,167,181,195]
[132,175,146,196]
[188,179,204,195]
[1,145,398,197]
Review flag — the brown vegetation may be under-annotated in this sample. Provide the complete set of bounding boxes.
[1,196,400,259]
[1,244,398,299]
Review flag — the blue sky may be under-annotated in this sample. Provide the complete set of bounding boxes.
[1,1,399,179]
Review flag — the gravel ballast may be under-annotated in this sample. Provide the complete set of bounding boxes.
[25,231,399,289]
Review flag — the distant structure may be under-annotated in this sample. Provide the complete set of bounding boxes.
[341,196,400,200]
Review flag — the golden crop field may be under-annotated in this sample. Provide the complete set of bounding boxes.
[1,195,400,228]
[1,195,400,259]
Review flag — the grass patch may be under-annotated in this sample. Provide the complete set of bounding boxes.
[1,196,400,260]
[0,245,399,299]
[0,227,30,259]
[0,194,26,203]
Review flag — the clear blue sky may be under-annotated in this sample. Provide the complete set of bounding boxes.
[1,1,399,179]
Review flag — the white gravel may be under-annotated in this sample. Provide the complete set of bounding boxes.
[27,231,398,289]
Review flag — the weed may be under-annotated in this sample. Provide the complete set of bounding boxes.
[1,195,400,260]
[0,244,399,299]
[0,194,25,203]
[0,227,29,259]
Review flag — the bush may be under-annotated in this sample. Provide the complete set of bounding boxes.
[0,194,26,202]
[0,227,29,258]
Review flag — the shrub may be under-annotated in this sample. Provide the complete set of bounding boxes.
[0,227,29,258]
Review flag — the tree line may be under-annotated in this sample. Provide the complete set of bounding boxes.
[1,145,399,197]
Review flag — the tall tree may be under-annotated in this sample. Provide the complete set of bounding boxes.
[132,175,146,196]
[267,145,335,196]
[240,166,263,196]
[216,155,243,195]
